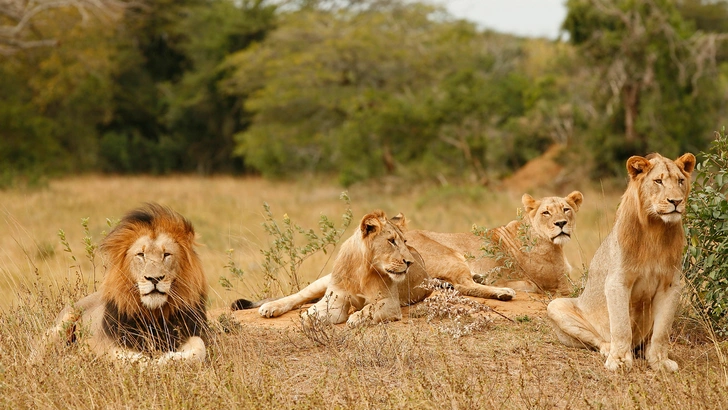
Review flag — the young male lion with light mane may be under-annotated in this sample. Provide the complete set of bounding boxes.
[547,153,695,372]
[232,210,432,326]
[405,191,584,297]
[34,204,208,364]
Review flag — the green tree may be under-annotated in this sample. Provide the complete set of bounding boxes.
[98,0,277,174]
[223,0,571,184]
[563,0,727,176]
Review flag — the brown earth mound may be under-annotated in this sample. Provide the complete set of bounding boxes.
[209,292,550,329]
[501,144,565,193]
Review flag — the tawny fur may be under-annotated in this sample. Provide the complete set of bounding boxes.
[405,191,583,297]
[547,153,695,372]
[33,204,208,364]
[246,210,432,326]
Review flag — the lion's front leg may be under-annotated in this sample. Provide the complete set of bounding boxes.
[259,275,330,318]
[109,347,148,363]
[645,275,681,372]
[157,336,206,365]
[604,274,634,371]
[302,287,351,325]
[347,297,401,327]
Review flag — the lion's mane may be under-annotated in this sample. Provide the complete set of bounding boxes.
[100,204,207,352]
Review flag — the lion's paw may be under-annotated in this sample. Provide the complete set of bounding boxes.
[259,302,283,318]
[346,311,366,327]
[496,288,516,301]
[604,353,633,371]
[649,358,678,373]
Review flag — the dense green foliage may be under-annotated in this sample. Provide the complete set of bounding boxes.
[563,0,728,177]
[1,0,727,185]
[684,129,728,337]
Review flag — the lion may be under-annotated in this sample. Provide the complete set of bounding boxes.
[34,204,208,364]
[232,210,432,326]
[404,191,584,297]
[547,153,695,372]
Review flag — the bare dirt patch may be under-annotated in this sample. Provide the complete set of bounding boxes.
[210,292,549,329]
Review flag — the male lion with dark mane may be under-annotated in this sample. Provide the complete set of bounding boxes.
[34,204,208,364]
[548,153,695,372]
[405,191,584,297]
[232,210,431,326]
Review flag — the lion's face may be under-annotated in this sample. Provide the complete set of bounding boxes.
[523,191,584,246]
[360,211,414,282]
[627,153,696,224]
[101,204,207,318]
[127,233,182,310]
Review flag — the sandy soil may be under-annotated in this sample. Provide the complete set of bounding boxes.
[209,291,551,329]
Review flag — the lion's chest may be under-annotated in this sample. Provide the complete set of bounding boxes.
[627,266,677,337]
[103,301,205,353]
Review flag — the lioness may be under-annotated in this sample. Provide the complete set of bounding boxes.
[547,153,695,372]
[232,210,432,326]
[405,191,583,296]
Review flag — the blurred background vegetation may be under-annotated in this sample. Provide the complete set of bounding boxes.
[2,0,727,187]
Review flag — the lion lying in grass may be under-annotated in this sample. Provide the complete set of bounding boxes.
[232,210,432,326]
[548,153,695,372]
[405,191,584,296]
[33,204,208,364]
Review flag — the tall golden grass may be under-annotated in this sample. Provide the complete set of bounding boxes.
[0,175,614,310]
[2,175,726,409]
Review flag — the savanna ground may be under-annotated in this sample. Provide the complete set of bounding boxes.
[1,175,727,409]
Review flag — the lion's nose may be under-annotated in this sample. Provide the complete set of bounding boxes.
[668,198,683,207]
[554,220,567,229]
[145,275,165,285]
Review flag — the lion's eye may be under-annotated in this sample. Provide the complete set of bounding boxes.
[388,238,396,246]
[654,179,663,185]
[542,211,551,216]
[679,178,685,186]
[136,252,144,258]
[564,208,571,213]
[163,252,172,259]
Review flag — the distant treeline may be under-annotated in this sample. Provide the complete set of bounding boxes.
[1,0,727,186]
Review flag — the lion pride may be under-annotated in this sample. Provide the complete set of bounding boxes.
[548,153,695,372]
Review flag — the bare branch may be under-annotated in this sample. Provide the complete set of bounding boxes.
[0,0,144,55]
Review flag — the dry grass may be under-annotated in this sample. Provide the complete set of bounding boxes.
[0,175,612,309]
[1,175,726,409]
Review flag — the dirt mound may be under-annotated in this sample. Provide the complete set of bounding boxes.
[502,144,565,193]
[209,292,549,329]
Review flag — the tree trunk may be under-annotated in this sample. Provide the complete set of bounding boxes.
[622,83,640,143]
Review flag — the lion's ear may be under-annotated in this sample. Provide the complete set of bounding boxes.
[565,191,584,212]
[390,213,407,229]
[626,156,652,179]
[522,194,539,214]
[675,153,696,175]
[360,212,384,238]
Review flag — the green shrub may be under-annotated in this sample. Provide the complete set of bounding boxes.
[684,128,728,337]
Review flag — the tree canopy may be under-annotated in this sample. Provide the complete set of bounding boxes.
[1,0,727,186]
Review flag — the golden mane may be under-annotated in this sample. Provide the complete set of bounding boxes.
[616,153,692,271]
[100,203,207,319]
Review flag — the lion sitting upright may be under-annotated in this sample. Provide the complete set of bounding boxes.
[405,191,584,296]
[35,204,208,364]
[232,210,432,326]
[548,153,695,372]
